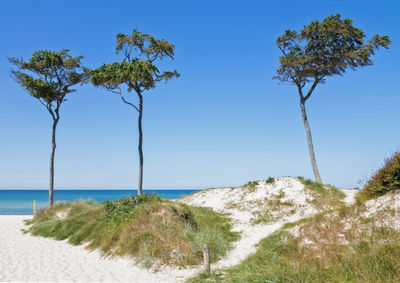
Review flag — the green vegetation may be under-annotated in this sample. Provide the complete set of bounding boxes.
[243,181,259,191]
[25,195,238,268]
[251,197,295,225]
[191,203,400,283]
[249,177,345,224]
[265,177,275,184]
[298,176,345,209]
[363,152,400,197]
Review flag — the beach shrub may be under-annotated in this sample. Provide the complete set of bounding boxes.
[25,196,238,267]
[243,181,259,191]
[364,152,400,197]
[265,177,275,184]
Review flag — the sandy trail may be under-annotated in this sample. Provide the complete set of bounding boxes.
[341,189,358,205]
[0,216,193,282]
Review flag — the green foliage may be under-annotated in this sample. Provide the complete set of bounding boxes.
[364,152,400,197]
[26,197,238,267]
[9,49,85,119]
[87,29,179,100]
[300,177,327,195]
[274,14,390,89]
[103,194,160,226]
[265,177,275,184]
[298,176,345,208]
[243,181,259,191]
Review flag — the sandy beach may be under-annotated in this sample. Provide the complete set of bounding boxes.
[0,215,193,282]
[0,180,358,282]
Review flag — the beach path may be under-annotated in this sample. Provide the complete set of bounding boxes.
[0,216,191,282]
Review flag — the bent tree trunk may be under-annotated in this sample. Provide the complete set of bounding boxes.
[137,94,144,195]
[299,99,322,183]
[49,118,59,206]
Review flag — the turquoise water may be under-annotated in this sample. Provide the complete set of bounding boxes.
[0,190,199,215]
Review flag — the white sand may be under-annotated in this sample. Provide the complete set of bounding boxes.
[341,189,358,205]
[1,178,358,282]
[0,215,194,282]
[361,190,400,231]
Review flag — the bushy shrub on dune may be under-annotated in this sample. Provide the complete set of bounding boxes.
[364,152,400,197]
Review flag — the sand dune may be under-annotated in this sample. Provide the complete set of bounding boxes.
[1,178,358,282]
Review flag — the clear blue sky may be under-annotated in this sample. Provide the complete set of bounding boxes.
[0,0,399,190]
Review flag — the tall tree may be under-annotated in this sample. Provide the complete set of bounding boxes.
[9,50,85,205]
[274,14,390,183]
[87,29,179,195]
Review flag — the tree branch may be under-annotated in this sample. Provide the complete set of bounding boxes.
[304,77,321,101]
[278,45,287,56]
[110,87,140,112]
[121,95,140,112]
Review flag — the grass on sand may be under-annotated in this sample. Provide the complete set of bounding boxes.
[25,195,238,268]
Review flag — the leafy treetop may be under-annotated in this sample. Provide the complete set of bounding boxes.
[9,49,85,120]
[274,14,391,101]
[88,29,179,107]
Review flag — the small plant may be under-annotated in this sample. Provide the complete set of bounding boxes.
[363,152,400,197]
[244,181,259,191]
[265,177,275,184]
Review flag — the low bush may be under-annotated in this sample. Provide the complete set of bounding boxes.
[265,177,275,184]
[243,181,259,191]
[364,152,400,197]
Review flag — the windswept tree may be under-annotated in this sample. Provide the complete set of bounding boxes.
[274,14,390,183]
[87,30,179,195]
[9,50,85,205]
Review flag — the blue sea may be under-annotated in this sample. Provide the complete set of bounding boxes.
[0,189,199,215]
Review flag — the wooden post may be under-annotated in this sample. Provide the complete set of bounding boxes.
[202,244,210,273]
[33,200,37,217]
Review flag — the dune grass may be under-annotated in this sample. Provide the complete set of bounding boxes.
[190,198,400,283]
[25,195,238,268]
[298,176,346,209]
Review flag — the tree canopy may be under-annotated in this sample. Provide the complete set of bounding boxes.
[274,14,391,98]
[88,29,179,102]
[9,49,85,119]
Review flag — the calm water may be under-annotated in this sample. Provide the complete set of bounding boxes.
[0,189,199,215]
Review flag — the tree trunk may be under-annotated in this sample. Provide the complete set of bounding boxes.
[299,99,322,183]
[137,94,144,195]
[49,118,58,206]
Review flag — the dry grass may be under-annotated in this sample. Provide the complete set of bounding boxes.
[298,177,346,209]
[190,189,400,282]
[25,197,238,268]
